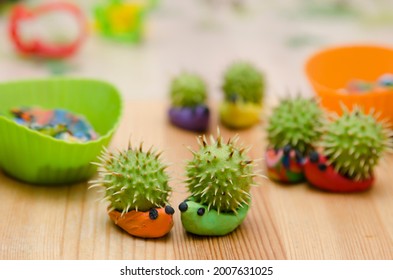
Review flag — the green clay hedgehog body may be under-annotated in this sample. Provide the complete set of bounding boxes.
[267,97,324,155]
[220,61,264,129]
[320,108,392,180]
[168,72,210,132]
[179,133,258,236]
[91,143,171,214]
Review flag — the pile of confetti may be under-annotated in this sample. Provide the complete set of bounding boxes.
[11,107,99,142]
[339,73,393,94]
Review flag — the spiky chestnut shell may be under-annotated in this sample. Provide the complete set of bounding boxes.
[320,108,392,181]
[222,61,264,104]
[90,144,171,213]
[266,97,324,155]
[185,134,256,214]
[170,72,207,107]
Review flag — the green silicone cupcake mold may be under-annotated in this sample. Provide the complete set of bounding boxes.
[0,78,123,185]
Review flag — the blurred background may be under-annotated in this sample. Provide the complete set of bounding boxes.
[1,0,393,102]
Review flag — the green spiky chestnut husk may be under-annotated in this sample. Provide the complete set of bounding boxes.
[185,133,257,214]
[170,72,207,107]
[266,97,324,155]
[90,143,171,214]
[222,61,264,104]
[320,107,392,181]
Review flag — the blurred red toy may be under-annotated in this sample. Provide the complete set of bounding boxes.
[303,153,374,192]
[9,2,87,58]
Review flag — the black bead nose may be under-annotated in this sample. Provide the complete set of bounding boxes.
[283,145,291,155]
[295,150,303,163]
[165,205,175,215]
[202,106,209,114]
[309,151,319,163]
[196,105,209,114]
[178,202,188,212]
[318,163,327,171]
[229,93,238,103]
[149,208,159,220]
[197,207,205,216]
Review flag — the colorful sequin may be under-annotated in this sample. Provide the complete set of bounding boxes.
[11,107,98,142]
[340,73,393,94]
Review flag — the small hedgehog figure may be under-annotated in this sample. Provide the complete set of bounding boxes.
[168,72,210,132]
[179,131,260,236]
[90,142,175,238]
[220,61,264,129]
[265,97,324,183]
[304,107,392,192]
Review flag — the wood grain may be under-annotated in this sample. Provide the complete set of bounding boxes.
[1,101,393,260]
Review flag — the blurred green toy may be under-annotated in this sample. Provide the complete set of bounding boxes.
[220,61,265,129]
[94,0,157,42]
[0,0,19,12]
[179,132,259,236]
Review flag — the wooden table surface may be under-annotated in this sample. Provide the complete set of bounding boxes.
[1,101,393,260]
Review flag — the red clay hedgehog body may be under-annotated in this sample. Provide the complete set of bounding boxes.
[304,108,392,192]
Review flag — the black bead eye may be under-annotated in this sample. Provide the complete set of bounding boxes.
[283,145,291,155]
[199,106,209,114]
[229,94,238,103]
[149,208,158,220]
[295,150,303,163]
[165,205,175,215]
[309,151,319,163]
[178,202,188,212]
[197,207,205,216]
[318,163,327,171]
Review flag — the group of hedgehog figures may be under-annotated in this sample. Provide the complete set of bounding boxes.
[90,61,392,238]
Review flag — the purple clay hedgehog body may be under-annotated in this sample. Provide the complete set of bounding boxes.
[168,72,210,132]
